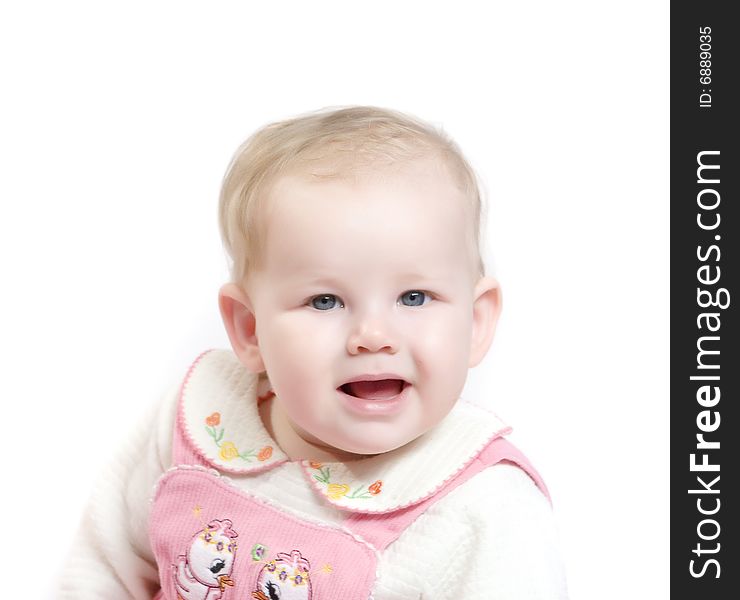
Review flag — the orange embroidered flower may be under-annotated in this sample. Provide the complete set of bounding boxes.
[368,480,383,495]
[327,483,350,500]
[205,412,221,427]
[309,461,323,469]
[257,446,273,461]
[219,441,239,461]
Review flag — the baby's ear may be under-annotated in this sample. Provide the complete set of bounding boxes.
[218,283,266,373]
[468,276,502,368]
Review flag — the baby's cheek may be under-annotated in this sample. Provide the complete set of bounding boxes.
[265,320,337,403]
[264,316,323,361]
[414,314,471,410]
[413,312,469,364]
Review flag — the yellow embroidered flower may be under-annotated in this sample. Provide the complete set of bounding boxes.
[219,441,239,461]
[327,483,350,500]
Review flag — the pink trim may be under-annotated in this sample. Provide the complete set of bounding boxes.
[173,349,288,474]
[298,424,513,514]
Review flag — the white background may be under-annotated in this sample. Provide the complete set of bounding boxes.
[0,1,668,598]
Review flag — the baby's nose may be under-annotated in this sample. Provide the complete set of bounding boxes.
[346,318,398,355]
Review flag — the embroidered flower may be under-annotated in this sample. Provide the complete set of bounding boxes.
[346,486,372,499]
[257,446,273,461]
[205,414,273,463]
[313,465,332,484]
[251,543,267,561]
[327,483,350,500]
[219,441,240,461]
[310,463,379,501]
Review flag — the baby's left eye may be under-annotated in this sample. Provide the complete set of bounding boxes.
[398,290,430,307]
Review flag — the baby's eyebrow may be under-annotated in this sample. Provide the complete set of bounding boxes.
[295,274,343,287]
[395,271,436,281]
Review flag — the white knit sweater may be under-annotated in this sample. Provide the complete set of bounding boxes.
[59,350,568,599]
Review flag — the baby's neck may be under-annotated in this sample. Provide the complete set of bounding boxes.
[258,395,370,463]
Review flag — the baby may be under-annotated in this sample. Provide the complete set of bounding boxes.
[61,106,567,599]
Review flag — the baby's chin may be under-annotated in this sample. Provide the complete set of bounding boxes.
[320,428,427,457]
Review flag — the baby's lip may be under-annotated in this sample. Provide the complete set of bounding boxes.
[338,373,409,387]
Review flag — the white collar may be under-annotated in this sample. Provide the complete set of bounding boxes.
[180,349,511,514]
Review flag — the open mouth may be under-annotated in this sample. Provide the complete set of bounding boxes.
[338,379,409,401]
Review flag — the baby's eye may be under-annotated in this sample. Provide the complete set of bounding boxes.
[398,290,430,307]
[310,294,343,311]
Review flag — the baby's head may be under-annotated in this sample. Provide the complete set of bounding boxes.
[218,106,500,459]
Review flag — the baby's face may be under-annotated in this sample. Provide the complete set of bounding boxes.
[243,159,495,455]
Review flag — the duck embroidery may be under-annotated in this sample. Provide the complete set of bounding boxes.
[173,519,238,599]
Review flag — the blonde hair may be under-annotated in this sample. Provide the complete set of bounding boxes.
[218,105,485,286]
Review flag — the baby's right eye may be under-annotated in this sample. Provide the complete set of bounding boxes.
[310,294,343,311]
